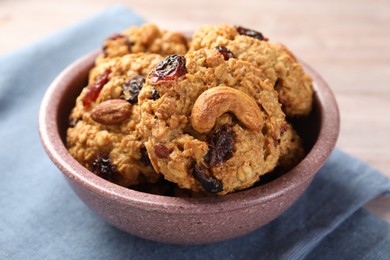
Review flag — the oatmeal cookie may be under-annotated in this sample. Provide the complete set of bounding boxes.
[138,48,286,195]
[190,24,313,117]
[278,122,305,169]
[96,23,188,65]
[67,53,164,187]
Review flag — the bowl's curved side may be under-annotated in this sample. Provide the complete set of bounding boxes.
[301,61,340,172]
[39,51,100,186]
[65,172,314,244]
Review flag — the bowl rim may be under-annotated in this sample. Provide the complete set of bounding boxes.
[38,51,340,214]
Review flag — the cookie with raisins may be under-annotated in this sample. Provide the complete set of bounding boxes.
[96,23,189,65]
[138,48,286,195]
[190,24,313,117]
[67,53,164,187]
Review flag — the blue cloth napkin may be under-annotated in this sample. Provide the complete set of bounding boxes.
[0,5,389,260]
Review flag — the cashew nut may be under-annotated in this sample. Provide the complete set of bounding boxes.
[191,86,263,133]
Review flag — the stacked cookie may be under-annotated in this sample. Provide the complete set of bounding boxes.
[67,23,312,195]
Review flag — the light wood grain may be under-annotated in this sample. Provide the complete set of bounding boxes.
[0,0,388,220]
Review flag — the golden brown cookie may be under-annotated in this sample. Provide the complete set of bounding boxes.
[273,44,313,117]
[96,23,188,65]
[67,53,164,187]
[190,24,313,117]
[278,122,305,169]
[138,48,286,195]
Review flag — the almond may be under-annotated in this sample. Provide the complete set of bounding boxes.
[91,99,132,125]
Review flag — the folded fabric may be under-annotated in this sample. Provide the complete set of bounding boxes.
[0,5,389,260]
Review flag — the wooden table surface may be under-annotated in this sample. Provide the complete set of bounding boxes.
[1,0,388,219]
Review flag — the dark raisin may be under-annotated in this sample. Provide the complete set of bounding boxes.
[68,118,79,128]
[139,147,152,166]
[92,155,119,182]
[192,163,223,193]
[214,46,235,60]
[108,33,125,41]
[154,144,170,158]
[102,34,133,57]
[236,26,267,41]
[82,69,111,109]
[149,54,187,84]
[151,88,160,100]
[121,75,145,104]
[206,124,235,167]
[102,46,108,57]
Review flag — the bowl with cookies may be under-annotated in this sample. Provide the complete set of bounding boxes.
[39,23,339,244]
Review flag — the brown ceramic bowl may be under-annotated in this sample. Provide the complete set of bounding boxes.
[38,50,339,245]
